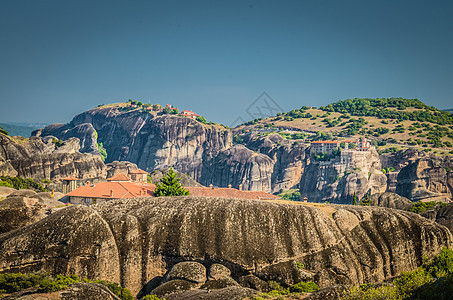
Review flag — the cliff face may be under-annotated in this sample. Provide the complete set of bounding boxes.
[0,197,450,296]
[300,150,387,204]
[37,107,306,192]
[396,155,453,202]
[0,133,106,180]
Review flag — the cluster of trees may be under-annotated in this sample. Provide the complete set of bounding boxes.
[313,149,341,162]
[342,247,453,299]
[278,189,301,201]
[0,273,133,300]
[319,98,453,125]
[0,176,47,192]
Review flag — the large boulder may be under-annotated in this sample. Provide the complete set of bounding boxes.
[371,192,413,211]
[166,261,207,284]
[0,197,450,296]
[0,196,46,234]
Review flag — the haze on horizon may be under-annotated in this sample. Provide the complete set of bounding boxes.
[0,0,452,126]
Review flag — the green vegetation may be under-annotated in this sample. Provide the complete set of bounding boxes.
[313,148,341,162]
[0,125,8,136]
[255,280,319,298]
[320,98,453,125]
[341,247,453,300]
[96,142,108,162]
[153,168,190,197]
[352,191,357,205]
[196,116,208,124]
[360,193,372,206]
[142,295,166,300]
[51,138,64,148]
[410,201,448,214]
[0,272,134,299]
[278,189,301,201]
[0,176,47,192]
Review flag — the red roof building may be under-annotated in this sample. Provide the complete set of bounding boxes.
[107,173,132,182]
[67,181,156,205]
[179,110,200,119]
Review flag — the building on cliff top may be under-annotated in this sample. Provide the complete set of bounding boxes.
[179,110,200,119]
[310,138,373,154]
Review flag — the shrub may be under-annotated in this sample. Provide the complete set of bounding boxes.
[142,295,164,300]
[289,281,319,293]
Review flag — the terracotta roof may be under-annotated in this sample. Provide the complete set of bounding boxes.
[67,182,156,199]
[107,173,131,181]
[61,176,78,181]
[129,169,148,174]
[186,187,280,200]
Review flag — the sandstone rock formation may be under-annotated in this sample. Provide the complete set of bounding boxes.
[300,149,387,204]
[0,197,450,297]
[0,196,46,234]
[0,133,106,181]
[36,106,308,192]
[371,192,414,211]
[396,155,453,202]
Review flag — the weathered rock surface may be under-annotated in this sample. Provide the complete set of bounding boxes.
[434,204,453,234]
[151,280,198,297]
[166,261,206,284]
[164,286,257,300]
[0,133,106,181]
[396,155,453,202]
[300,149,387,204]
[60,283,121,300]
[0,196,46,234]
[0,197,450,297]
[37,107,309,192]
[371,192,414,211]
[208,263,231,280]
[106,160,139,178]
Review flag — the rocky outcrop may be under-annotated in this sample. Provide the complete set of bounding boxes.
[106,160,139,178]
[434,204,453,234]
[200,144,275,191]
[0,196,46,234]
[396,155,453,202]
[36,107,309,192]
[300,150,387,204]
[0,133,106,181]
[0,197,450,297]
[371,192,414,211]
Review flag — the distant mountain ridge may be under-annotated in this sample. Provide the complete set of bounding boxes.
[0,122,46,137]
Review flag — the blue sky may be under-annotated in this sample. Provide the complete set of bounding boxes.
[1,0,452,125]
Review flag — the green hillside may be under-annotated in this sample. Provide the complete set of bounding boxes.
[236,98,453,154]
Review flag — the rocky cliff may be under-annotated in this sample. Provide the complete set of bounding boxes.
[0,197,450,297]
[299,149,387,204]
[396,155,453,202]
[36,106,307,192]
[0,133,106,181]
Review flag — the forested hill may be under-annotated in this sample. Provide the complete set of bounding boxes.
[319,98,453,125]
[236,98,453,154]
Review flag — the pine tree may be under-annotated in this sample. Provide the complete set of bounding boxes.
[153,168,190,197]
[360,192,372,206]
[352,191,357,205]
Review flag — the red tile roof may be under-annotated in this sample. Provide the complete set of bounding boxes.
[186,187,280,200]
[61,176,78,181]
[107,173,131,182]
[67,182,156,199]
[129,169,148,174]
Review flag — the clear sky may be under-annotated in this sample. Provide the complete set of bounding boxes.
[1,0,452,126]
